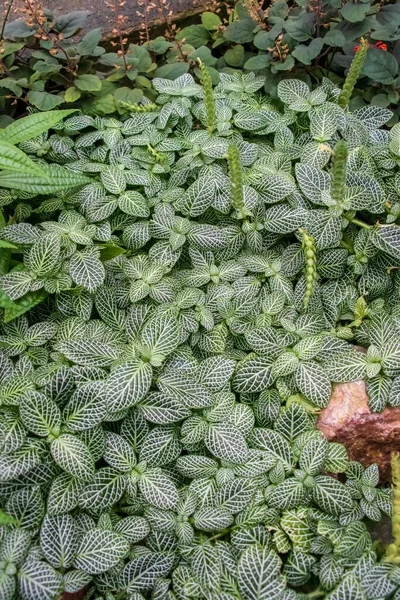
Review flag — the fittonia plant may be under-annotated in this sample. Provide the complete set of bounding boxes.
[1,60,400,599]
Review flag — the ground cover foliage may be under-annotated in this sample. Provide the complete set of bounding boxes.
[2,0,400,126]
[2,38,400,600]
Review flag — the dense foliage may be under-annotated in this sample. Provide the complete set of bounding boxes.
[2,0,400,127]
[1,18,400,599]
[182,0,400,116]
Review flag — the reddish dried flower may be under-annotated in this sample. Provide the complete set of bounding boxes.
[375,41,387,51]
[354,40,387,53]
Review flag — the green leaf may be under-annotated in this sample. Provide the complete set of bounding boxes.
[0,510,18,525]
[201,11,222,30]
[323,29,346,46]
[77,27,102,55]
[244,54,272,70]
[272,55,295,71]
[292,38,324,65]
[99,244,126,261]
[224,45,245,67]
[75,74,103,92]
[114,87,144,110]
[3,289,47,322]
[0,240,17,249]
[27,91,64,111]
[154,62,190,79]
[362,47,398,85]
[65,87,82,103]
[176,25,210,48]
[224,19,256,44]
[53,10,90,38]
[285,13,316,41]
[340,2,370,23]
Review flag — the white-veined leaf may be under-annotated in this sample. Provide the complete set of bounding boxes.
[237,546,285,600]
[69,251,105,292]
[18,561,62,600]
[50,434,95,481]
[40,514,78,569]
[106,360,153,411]
[74,527,129,574]
[139,468,179,509]
[19,391,61,437]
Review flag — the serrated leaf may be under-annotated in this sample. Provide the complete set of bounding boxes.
[0,110,77,145]
[0,165,91,195]
[0,140,46,176]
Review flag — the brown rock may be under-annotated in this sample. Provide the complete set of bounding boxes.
[62,587,88,600]
[317,380,400,483]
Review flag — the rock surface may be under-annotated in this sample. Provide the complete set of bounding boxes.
[318,380,400,483]
[9,0,216,40]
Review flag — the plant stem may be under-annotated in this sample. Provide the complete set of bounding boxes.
[307,590,326,599]
[348,217,373,230]
[0,0,15,41]
[25,0,75,81]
